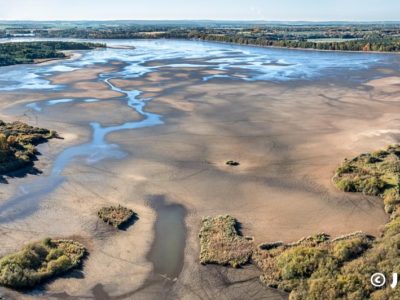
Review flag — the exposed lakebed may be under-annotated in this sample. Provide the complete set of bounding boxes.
[0,38,398,298]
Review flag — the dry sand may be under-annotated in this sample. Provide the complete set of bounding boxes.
[1,60,400,299]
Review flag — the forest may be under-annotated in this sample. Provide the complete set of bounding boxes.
[2,22,400,53]
[0,41,105,66]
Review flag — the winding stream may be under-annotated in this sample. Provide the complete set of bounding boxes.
[0,39,398,297]
[0,70,163,223]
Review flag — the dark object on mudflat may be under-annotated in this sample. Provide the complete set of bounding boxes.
[226,160,240,166]
[0,238,86,289]
[98,205,138,229]
[0,120,59,176]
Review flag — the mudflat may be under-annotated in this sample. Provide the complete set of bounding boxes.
[0,40,399,299]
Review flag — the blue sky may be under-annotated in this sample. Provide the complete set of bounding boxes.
[0,0,399,21]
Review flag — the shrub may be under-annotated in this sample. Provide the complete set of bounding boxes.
[333,144,400,212]
[335,179,357,192]
[332,237,371,262]
[97,205,137,229]
[277,247,325,280]
[0,120,59,175]
[0,239,86,289]
[359,176,385,196]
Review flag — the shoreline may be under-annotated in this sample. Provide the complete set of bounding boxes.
[189,38,400,55]
[2,37,399,58]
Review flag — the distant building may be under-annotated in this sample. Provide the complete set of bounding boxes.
[5,30,35,37]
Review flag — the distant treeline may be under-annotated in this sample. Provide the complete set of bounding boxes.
[192,34,400,52]
[33,27,400,53]
[0,41,105,67]
[2,25,400,53]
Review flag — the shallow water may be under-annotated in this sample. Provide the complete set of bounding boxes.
[0,68,163,223]
[0,38,395,92]
[0,39,397,297]
[0,39,396,222]
[147,196,187,279]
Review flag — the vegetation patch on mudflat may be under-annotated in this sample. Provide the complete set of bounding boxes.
[0,41,105,67]
[0,120,59,177]
[0,238,86,289]
[98,205,137,229]
[199,215,254,268]
[199,145,400,299]
[199,215,400,299]
[333,144,400,213]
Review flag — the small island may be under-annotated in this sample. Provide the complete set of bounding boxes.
[0,41,105,67]
[0,120,59,176]
[0,238,86,289]
[98,205,138,229]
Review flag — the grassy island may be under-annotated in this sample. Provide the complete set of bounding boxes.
[199,215,253,268]
[0,120,59,176]
[0,41,105,67]
[200,145,400,299]
[0,238,86,289]
[98,205,137,229]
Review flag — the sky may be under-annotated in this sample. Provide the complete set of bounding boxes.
[0,0,399,21]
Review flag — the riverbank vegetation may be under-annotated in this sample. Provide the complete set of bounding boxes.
[200,145,400,299]
[5,21,400,53]
[98,205,137,229]
[333,144,400,213]
[0,41,105,67]
[0,238,86,289]
[0,120,59,176]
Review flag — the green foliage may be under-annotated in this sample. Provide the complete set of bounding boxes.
[4,22,400,53]
[332,237,371,262]
[277,247,326,280]
[0,239,86,289]
[335,179,356,192]
[253,145,400,299]
[199,214,389,299]
[0,41,105,67]
[333,145,400,213]
[0,120,58,175]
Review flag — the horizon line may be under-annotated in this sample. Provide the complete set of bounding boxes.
[2,19,400,23]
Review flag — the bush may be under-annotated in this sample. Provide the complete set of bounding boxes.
[277,247,326,280]
[332,237,371,262]
[0,120,59,175]
[333,144,400,212]
[359,176,385,196]
[97,205,137,229]
[335,179,357,192]
[0,239,86,289]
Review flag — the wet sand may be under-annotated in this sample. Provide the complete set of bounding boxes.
[0,45,399,299]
